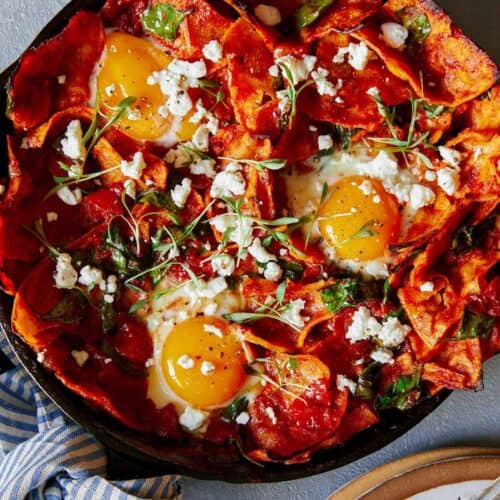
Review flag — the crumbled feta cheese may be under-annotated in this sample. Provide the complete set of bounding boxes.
[37,351,46,364]
[363,260,389,279]
[71,350,89,367]
[264,406,277,424]
[373,194,381,204]
[381,22,408,49]
[61,120,86,161]
[106,275,118,294]
[318,134,333,151]
[346,306,382,342]
[333,42,369,71]
[235,411,250,425]
[123,179,136,199]
[438,146,461,167]
[263,261,283,281]
[275,54,317,84]
[210,213,254,248]
[282,299,306,329]
[78,265,104,288]
[190,158,217,178]
[420,281,435,292]
[197,277,228,299]
[248,237,276,264]
[202,40,223,63]
[0,184,5,196]
[179,407,209,431]
[145,358,154,368]
[378,317,411,348]
[268,64,279,77]
[366,86,380,97]
[336,374,357,394]
[204,302,218,316]
[168,59,207,79]
[171,177,192,208]
[370,347,394,365]
[211,254,235,277]
[103,294,114,304]
[46,211,58,223]
[204,323,224,338]
[408,184,435,211]
[311,67,336,97]
[200,360,216,376]
[358,179,374,195]
[347,306,410,349]
[177,354,195,369]
[437,167,460,196]
[54,253,78,289]
[210,163,246,198]
[57,74,66,85]
[121,152,146,180]
[254,4,282,26]
[334,96,344,104]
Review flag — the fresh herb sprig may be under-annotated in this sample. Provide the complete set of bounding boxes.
[218,156,287,172]
[278,63,315,129]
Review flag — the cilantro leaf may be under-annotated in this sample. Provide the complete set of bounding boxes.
[458,309,495,340]
[321,278,359,314]
[376,371,421,410]
[221,396,249,422]
[397,7,431,44]
[141,4,190,41]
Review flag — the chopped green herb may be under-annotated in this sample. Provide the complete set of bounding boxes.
[397,7,432,44]
[458,309,495,340]
[141,3,190,41]
[288,357,298,370]
[376,370,421,410]
[321,278,359,313]
[221,396,249,422]
[279,259,304,281]
[41,289,87,325]
[295,0,334,29]
[342,219,380,244]
[355,362,380,400]
[218,156,287,171]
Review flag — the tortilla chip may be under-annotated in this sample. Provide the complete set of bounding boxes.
[8,12,104,132]
[352,0,498,106]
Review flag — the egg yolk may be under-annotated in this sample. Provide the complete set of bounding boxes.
[318,176,400,261]
[162,317,247,408]
[96,32,197,142]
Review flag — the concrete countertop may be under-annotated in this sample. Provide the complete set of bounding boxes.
[1,1,498,498]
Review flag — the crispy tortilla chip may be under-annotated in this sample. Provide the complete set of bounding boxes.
[352,0,498,106]
[422,338,482,389]
[223,18,281,137]
[465,85,500,131]
[302,32,411,130]
[8,12,104,132]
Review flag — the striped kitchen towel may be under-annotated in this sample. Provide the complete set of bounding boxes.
[0,329,181,500]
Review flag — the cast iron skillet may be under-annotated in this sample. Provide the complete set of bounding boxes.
[0,0,463,483]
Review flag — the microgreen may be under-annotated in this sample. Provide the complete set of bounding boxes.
[141,3,191,41]
[341,219,380,244]
[278,62,315,129]
[218,156,287,171]
[23,219,60,257]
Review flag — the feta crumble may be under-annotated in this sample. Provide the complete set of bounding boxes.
[211,254,235,277]
[282,299,306,329]
[318,134,333,151]
[370,347,394,365]
[179,407,209,432]
[263,261,283,281]
[57,74,66,85]
[171,177,192,208]
[437,167,460,196]
[61,120,86,161]
[78,265,104,288]
[121,152,146,180]
[254,4,282,26]
[311,67,336,97]
[235,411,250,425]
[123,179,136,199]
[202,40,223,63]
[275,54,317,84]
[381,22,408,49]
[210,162,246,198]
[333,42,369,71]
[248,237,276,264]
[438,146,461,167]
[336,374,357,394]
[408,184,435,212]
[54,253,78,289]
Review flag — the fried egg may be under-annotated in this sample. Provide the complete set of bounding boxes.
[90,31,197,145]
[141,277,261,422]
[286,146,435,278]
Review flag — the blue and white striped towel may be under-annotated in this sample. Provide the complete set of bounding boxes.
[0,329,181,499]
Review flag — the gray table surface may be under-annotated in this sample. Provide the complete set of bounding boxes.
[1,1,498,498]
